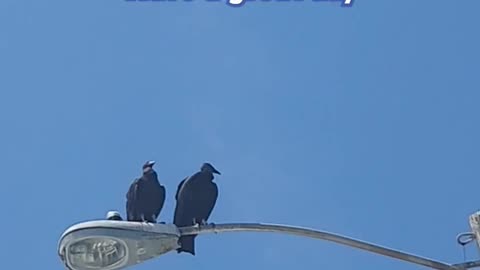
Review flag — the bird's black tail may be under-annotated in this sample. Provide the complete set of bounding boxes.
[177,235,196,256]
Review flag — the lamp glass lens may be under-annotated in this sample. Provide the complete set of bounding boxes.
[68,238,127,269]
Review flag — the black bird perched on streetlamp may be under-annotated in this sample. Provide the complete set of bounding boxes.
[173,162,221,256]
[126,160,166,223]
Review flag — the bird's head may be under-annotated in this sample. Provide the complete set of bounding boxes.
[201,162,221,175]
[142,160,156,173]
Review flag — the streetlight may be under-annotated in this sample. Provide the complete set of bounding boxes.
[58,220,181,270]
[58,211,480,270]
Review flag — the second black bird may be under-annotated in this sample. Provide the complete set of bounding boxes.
[173,162,221,255]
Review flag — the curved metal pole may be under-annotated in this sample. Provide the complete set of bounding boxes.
[179,223,459,270]
[454,260,480,270]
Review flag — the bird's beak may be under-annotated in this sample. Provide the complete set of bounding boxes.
[213,168,221,175]
[147,161,156,166]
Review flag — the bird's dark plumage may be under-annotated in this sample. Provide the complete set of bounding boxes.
[173,162,221,255]
[126,161,166,223]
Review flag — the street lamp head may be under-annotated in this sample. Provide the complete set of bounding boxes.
[58,220,181,270]
[67,237,128,269]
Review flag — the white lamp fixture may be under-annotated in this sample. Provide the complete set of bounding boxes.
[58,220,180,270]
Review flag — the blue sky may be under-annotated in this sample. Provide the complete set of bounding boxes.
[1,0,479,269]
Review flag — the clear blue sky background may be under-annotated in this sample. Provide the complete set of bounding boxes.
[1,1,479,269]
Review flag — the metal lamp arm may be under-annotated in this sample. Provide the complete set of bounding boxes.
[179,223,458,270]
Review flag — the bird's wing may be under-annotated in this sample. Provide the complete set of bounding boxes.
[175,177,188,201]
[126,178,140,220]
[198,182,218,222]
[173,176,191,225]
[153,184,166,218]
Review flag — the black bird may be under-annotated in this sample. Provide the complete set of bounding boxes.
[126,160,166,223]
[173,162,221,255]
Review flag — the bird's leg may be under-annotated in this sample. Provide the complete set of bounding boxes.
[200,219,208,226]
[142,214,150,223]
[192,218,200,227]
